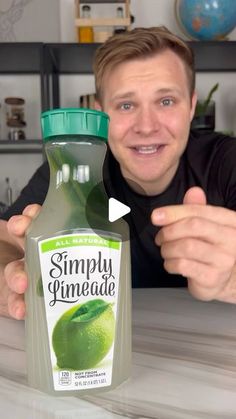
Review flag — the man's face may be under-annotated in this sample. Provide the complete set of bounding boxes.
[97,50,197,195]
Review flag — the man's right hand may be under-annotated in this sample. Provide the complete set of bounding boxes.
[0,204,41,320]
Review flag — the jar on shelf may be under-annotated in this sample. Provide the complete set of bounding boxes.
[114,7,126,34]
[4,97,26,140]
[78,5,94,43]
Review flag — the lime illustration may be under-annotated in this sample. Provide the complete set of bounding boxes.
[52,299,115,370]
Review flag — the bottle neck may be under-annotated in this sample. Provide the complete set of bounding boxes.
[40,138,109,230]
[45,138,107,200]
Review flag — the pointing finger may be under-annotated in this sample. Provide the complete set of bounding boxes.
[151,204,236,228]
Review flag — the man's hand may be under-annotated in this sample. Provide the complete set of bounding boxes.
[151,187,236,303]
[0,204,41,319]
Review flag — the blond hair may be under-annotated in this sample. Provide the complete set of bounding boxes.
[93,26,195,102]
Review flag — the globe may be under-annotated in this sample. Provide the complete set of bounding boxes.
[175,0,236,40]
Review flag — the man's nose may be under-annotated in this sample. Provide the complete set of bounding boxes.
[133,107,160,135]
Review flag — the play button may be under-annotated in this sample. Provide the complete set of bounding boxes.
[108,198,131,222]
[85,178,149,243]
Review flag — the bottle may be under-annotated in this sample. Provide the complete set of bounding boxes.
[78,5,94,43]
[114,7,126,34]
[25,108,131,396]
[5,177,13,206]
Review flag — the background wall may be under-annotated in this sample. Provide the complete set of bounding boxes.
[0,0,60,42]
[0,0,236,205]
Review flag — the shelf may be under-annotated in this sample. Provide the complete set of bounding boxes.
[0,43,43,74]
[0,40,236,153]
[79,0,128,3]
[1,41,236,74]
[189,41,236,71]
[75,17,130,26]
[46,43,101,74]
[75,0,131,32]
[0,140,43,154]
[44,41,236,75]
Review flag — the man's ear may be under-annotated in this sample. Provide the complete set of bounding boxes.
[94,100,102,111]
[190,91,198,121]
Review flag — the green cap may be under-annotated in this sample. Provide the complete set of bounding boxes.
[41,108,109,143]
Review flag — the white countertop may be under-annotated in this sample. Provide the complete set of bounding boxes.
[1,288,236,419]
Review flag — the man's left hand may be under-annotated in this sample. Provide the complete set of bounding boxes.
[151,187,236,303]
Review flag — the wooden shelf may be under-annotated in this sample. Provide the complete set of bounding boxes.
[79,0,128,3]
[75,17,130,27]
[75,0,131,31]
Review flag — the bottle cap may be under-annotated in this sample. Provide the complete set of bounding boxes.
[41,108,109,143]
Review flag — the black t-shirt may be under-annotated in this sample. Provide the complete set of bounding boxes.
[2,130,236,288]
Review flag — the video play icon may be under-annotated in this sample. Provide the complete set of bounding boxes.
[86,179,149,242]
[108,198,131,222]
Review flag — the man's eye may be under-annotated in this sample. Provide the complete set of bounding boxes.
[120,103,132,110]
[161,98,174,107]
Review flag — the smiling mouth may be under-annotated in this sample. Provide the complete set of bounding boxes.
[131,144,165,155]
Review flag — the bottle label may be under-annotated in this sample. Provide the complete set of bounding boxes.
[38,230,122,391]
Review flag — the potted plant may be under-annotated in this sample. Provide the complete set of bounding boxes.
[191,83,219,131]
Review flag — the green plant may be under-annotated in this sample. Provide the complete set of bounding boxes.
[195,83,219,116]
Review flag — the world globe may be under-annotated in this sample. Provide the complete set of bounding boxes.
[175,0,236,40]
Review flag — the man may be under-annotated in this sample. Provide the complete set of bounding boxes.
[1,26,236,320]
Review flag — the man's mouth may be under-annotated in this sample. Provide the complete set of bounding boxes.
[131,144,164,155]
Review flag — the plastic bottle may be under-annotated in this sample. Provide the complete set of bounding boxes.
[78,5,94,43]
[5,177,13,206]
[25,108,131,396]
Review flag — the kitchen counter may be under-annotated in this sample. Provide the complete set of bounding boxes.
[1,288,236,419]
